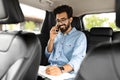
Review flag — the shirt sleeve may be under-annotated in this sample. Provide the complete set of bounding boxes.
[45,34,58,58]
[68,32,87,74]
[45,41,54,58]
[45,47,51,58]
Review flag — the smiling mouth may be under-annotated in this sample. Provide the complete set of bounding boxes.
[59,24,66,28]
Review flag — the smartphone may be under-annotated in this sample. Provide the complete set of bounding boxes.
[55,25,60,32]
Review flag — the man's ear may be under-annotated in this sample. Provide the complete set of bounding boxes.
[69,17,73,23]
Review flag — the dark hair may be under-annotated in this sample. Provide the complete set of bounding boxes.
[53,5,73,18]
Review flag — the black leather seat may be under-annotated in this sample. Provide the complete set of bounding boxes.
[0,32,41,80]
[87,27,113,52]
[75,42,120,80]
[0,0,42,80]
[71,17,82,31]
[113,31,120,42]
[38,11,56,66]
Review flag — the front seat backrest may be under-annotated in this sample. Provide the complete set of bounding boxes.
[75,42,120,80]
[0,0,42,80]
[0,32,41,80]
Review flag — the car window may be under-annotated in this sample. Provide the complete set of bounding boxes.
[1,3,46,34]
[83,12,120,31]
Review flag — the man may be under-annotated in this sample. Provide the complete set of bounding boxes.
[45,5,87,79]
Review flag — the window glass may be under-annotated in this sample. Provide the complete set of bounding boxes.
[83,12,120,31]
[1,3,46,34]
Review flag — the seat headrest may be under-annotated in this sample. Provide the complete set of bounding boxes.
[90,27,113,36]
[0,0,24,24]
[0,0,6,19]
[71,17,81,31]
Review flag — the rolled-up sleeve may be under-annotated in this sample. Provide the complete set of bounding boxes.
[45,44,56,58]
[45,47,51,58]
[68,33,87,73]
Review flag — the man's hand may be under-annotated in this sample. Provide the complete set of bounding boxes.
[45,65,62,76]
[50,26,59,40]
[47,26,59,53]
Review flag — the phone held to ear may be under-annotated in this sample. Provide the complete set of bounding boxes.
[55,29,59,32]
[55,25,60,32]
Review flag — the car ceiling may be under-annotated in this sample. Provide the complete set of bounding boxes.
[19,0,115,16]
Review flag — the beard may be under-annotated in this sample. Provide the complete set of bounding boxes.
[59,22,71,33]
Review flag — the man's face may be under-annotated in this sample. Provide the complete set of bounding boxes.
[56,12,71,33]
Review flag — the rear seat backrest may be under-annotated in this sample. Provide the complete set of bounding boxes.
[87,27,113,52]
[113,31,120,42]
[38,11,55,66]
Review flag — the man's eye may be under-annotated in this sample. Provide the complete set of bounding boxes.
[61,19,66,21]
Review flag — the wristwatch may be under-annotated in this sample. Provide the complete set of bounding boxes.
[59,66,64,72]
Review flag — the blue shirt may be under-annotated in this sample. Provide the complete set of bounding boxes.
[45,27,87,74]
